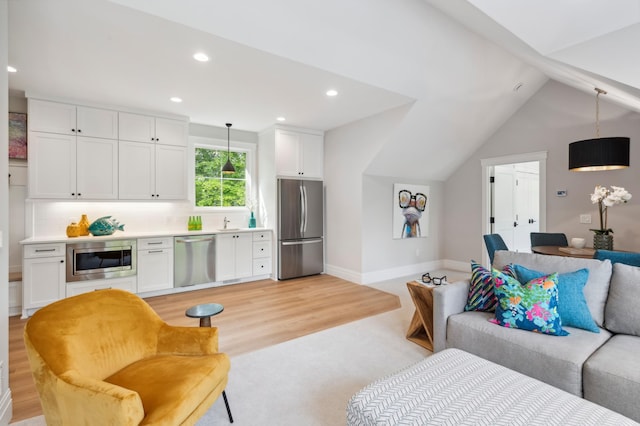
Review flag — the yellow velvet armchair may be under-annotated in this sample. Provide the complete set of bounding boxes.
[24,289,232,425]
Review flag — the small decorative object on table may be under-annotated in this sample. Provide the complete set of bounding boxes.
[248,211,256,228]
[88,216,125,236]
[589,185,632,250]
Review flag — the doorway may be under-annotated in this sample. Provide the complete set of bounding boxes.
[481,152,547,265]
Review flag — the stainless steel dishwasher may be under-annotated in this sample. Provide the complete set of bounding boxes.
[173,235,216,287]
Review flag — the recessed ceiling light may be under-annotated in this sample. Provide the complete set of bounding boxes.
[276,116,286,122]
[7,65,17,73]
[193,52,209,62]
[326,89,338,97]
[170,97,183,103]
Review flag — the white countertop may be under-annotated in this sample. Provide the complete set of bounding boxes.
[20,228,271,244]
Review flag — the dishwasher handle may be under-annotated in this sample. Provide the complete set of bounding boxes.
[175,237,215,244]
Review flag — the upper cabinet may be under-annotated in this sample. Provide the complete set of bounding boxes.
[27,98,188,200]
[29,99,118,139]
[119,112,188,147]
[275,128,323,179]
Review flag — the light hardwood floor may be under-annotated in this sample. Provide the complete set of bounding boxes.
[9,274,400,422]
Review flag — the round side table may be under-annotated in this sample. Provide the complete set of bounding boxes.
[185,303,224,327]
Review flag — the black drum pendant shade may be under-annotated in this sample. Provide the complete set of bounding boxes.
[569,137,630,171]
[569,88,630,172]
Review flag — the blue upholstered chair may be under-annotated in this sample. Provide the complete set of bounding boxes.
[594,250,640,267]
[483,234,508,265]
[530,232,568,247]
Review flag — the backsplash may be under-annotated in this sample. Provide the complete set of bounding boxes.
[26,200,254,238]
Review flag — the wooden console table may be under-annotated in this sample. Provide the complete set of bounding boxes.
[406,281,435,351]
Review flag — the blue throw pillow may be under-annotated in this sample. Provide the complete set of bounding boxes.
[491,270,568,336]
[594,250,640,267]
[514,264,599,333]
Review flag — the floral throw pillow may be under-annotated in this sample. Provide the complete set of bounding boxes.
[465,261,515,312]
[490,270,569,336]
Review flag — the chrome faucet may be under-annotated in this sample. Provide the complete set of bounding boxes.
[223,217,230,230]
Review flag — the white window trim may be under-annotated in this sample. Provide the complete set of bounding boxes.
[189,135,257,210]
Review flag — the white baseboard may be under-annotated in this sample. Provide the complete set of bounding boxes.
[325,259,466,285]
[442,259,470,272]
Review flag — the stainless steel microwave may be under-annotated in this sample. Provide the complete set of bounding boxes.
[66,240,137,282]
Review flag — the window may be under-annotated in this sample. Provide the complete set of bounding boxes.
[195,147,247,207]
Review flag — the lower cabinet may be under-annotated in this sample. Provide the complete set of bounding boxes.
[252,231,273,276]
[137,237,174,293]
[66,276,137,297]
[215,233,253,281]
[22,243,66,318]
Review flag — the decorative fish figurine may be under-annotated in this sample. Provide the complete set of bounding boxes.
[88,216,125,236]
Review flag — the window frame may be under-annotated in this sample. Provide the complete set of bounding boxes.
[189,135,256,211]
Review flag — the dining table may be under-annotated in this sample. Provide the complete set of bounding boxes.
[531,245,595,259]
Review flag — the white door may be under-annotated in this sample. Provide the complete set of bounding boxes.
[492,165,515,250]
[492,162,540,253]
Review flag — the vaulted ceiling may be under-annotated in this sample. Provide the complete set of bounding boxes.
[8,0,640,180]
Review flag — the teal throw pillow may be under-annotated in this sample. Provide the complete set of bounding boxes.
[491,270,569,336]
[465,261,515,312]
[514,265,599,333]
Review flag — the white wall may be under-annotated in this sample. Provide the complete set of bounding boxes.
[1,0,13,422]
[324,103,447,283]
[444,80,640,263]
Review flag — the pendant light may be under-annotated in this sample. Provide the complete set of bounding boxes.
[222,123,236,174]
[569,88,630,171]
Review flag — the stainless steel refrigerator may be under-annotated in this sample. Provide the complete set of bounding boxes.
[278,178,324,279]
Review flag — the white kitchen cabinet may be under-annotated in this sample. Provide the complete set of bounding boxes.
[28,133,118,199]
[137,237,174,293]
[119,141,187,200]
[29,99,118,139]
[252,231,273,276]
[119,112,188,147]
[66,276,137,297]
[275,128,323,179]
[215,233,253,281]
[22,243,66,317]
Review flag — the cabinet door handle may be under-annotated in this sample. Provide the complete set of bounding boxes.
[60,260,64,263]
[77,129,82,133]
[147,241,163,245]
[71,128,76,132]
[148,250,164,254]
[35,248,56,252]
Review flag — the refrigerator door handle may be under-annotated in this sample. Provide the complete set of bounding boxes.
[303,185,308,233]
[299,184,305,234]
[282,238,323,246]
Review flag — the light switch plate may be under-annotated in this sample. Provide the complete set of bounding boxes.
[580,214,592,224]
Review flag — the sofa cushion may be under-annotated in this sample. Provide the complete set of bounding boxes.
[464,261,515,312]
[605,263,640,336]
[491,270,568,336]
[445,310,612,396]
[514,265,599,333]
[595,249,640,267]
[493,251,612,327]
[584,335,640,422]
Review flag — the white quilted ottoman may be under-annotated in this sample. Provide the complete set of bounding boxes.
[347,348,638,426]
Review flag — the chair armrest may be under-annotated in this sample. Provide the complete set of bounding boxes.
[57,371,144,425]
[432,280,469,353]
[157,324,219,355]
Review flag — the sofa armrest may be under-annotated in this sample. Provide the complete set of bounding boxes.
[57,370,144,425]
[432,280,469,352]
[157,324,219,355]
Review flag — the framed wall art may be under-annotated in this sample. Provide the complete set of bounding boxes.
[9,112,27,159]
[393,183,430,239]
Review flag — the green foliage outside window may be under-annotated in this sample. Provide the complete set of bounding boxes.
[195,147,247,207]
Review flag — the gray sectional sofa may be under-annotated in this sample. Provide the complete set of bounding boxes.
[432,250,640,422]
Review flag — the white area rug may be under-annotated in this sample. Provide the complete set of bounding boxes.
[11,271,467,426]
